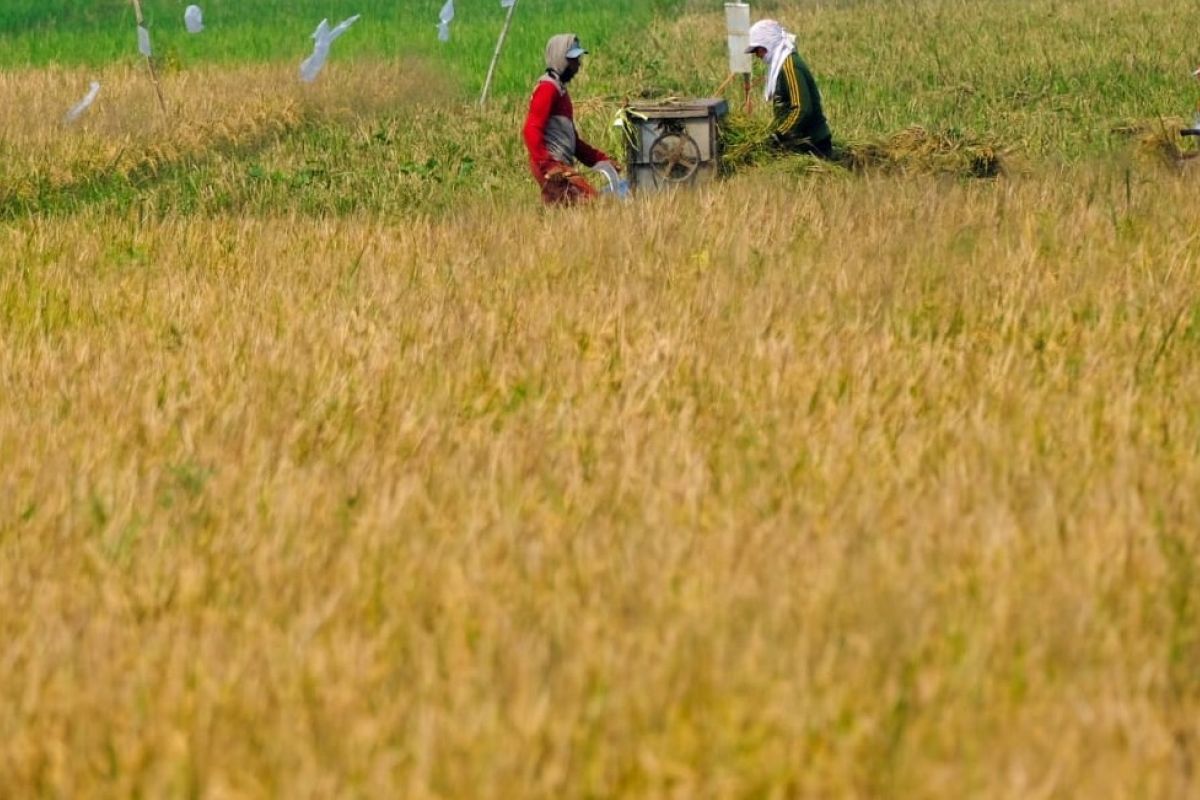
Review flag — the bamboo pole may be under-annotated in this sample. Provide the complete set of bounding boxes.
[714,72,737,97]
[131,0,168,117]
[479,0,519,107]
[714,71,753,113]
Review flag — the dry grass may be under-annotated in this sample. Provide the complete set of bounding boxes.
[0,61,449,214]
[3,168,1200,796]
[721,117,1009,178]
[5,0,1200,795]
[837,126,1007,178]
[1110,116,1200,169]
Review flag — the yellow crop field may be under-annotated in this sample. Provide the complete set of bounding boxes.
[3,0,1200,797]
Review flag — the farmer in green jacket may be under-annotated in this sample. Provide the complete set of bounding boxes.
[746,19,833,158]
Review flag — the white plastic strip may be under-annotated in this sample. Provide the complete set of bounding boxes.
[438,0,454,42]
[184,5,204,34]
[137,25,153,57]
[64,81,101,123]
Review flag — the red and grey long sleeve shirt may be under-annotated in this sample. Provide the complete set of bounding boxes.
[522,74,610,185]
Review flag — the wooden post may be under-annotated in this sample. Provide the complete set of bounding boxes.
[130,0,168,116]
[479,0,519,107]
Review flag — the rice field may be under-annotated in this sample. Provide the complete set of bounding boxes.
[2,0,1200,797]
[0,0,692,96]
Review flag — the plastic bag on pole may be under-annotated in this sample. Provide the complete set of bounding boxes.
[326,15,360,41]
[137,25,153,57]
[299,15,360,83]
[438,0,454,42]
[184,6,204,34]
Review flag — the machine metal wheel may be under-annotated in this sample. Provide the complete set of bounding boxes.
[649,131,702,184]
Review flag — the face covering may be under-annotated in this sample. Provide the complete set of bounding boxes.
[747,19,797,102]
[544,34,580,77]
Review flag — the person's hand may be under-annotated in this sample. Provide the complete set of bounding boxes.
[597,160,622,174]
[544,164,572,183]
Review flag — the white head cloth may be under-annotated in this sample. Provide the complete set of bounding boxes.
[748,19,797,102]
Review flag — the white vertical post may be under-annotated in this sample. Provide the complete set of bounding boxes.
[725,3,752,76]
[479,0,519,107]
[725,3,752,112]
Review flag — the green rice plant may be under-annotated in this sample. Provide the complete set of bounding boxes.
[0,0,701,98]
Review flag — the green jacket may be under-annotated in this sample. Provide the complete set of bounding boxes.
[772,52,831,148]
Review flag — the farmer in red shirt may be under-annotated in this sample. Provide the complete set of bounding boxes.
[522,34,619,206]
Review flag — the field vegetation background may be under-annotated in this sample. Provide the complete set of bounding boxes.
[3,0,1200,797]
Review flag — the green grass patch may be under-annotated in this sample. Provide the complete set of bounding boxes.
[0,0,696,97]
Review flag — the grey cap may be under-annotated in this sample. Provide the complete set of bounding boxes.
[565,38,588,59]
